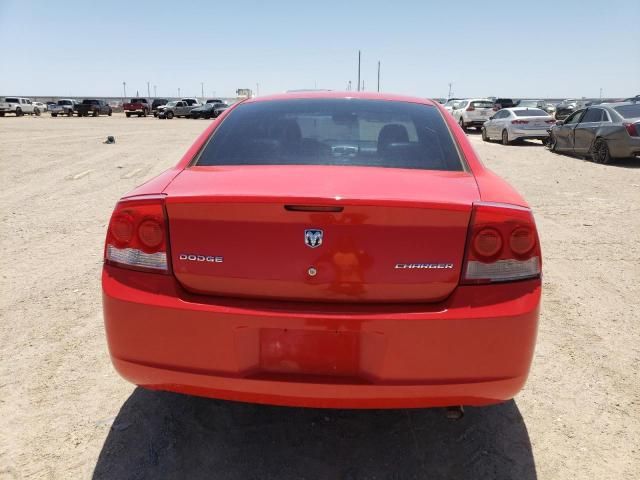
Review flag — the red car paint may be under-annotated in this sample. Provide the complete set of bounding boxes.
[102,92,541,409]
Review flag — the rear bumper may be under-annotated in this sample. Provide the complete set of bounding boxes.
[103,265,541,409]
[607,137,640,159]
[511,128,550,140]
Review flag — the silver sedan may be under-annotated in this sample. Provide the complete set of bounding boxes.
[482,107,555,145]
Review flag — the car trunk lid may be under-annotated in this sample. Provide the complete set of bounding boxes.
[164,165,479,303]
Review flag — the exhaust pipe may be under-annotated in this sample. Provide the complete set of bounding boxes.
[445,406,464,420]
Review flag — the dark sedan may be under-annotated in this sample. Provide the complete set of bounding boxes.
[190,102,228,119]
[548,102,640,163]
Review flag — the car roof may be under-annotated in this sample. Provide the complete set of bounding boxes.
[244,91,436,106]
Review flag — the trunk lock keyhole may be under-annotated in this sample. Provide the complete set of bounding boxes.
[307,267,318,277]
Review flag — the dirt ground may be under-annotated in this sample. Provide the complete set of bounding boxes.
[0,114,638,480]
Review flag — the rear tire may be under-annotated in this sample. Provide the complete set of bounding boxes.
[51,113,58,117]
[0,112,4,117]
[108,109,112,116]
[459,117,467,132]
[16,108,23,117]
[166,111,174,119]
[92,109,98,117]
[126,112,131,118]
[137,113,142,117]
[67,110,73,117]
[502,129,510,145]
[34,108,41,116]
[481,127,490,142]
[592,138,611,164]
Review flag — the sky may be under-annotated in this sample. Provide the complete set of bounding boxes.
[0,0,638,99]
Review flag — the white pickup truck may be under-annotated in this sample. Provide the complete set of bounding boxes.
[0,97,40,116]
[49,99,77,117]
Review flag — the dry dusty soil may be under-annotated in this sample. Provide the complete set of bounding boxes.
[0,114,639,480]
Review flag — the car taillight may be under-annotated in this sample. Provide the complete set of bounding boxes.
[466,105,475,111]
[511,120,529,125]
[545,119,556,124]
[104,195,171,273]
[623,122,639,137]
[462,202,541,284]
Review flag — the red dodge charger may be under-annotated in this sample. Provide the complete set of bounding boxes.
[102,92,541,409]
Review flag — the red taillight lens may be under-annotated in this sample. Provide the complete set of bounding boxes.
[545,119,556,124]
[462,203,541,284]
[511,120,529,125]
[466,105,475,111]
[473,228,502,258]
[104,195,170,273]
[623,122,639,137]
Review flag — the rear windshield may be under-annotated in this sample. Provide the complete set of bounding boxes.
[58,100,72,105]
[471,101,494,109]
[82,100,98,105]
[514,109,548,117]
[518,100,540,107]
[4,98,19,103]
[614,105,640,118]
[130,98,146,103]
[195,99,463,171]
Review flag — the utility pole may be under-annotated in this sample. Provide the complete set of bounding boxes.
[357,50,361,92]
[362,80,365,91]
[122,81,127,100]
[147,81,150,99]
[377,61,380,92]
[347,80,352,91]
[201,82,204,100]
[256,83,260,96]
[178,87,181,98]
[153,85,157,98]
[599,87,603,99]
[447,82,453,99]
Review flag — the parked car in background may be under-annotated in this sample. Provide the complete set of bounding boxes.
[494,98,515,109]
[451,98,495,131]
[482,107,555,145]
[0,97,39,116]
[212,103,229,118]
[46,101,57,110]
[102,92,542,409]
[157,100,193,119]
[517,99,548,110]
[548,102,640,163]
[123,98,151,117]
[190,102,228,119]
[33,102,47,112]
[75,99,112,117]
[206,98,224,104]
[49,99,77,117]
[554,99,589,121]
[623,95,639,103]
[181,98,201,107]
[152,98,169,116]
[443,98,462,113]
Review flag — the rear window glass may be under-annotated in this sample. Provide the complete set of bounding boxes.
[471,101,494,109]
[4,98,19,103]
[130,98,146,103]
[58,100,72,105]
[614,105,640,118]
[514,109,548,117]
[195,99,463,171]
[82,100,98,104]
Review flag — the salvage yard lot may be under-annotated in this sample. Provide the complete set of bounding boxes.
[0,114,638,479]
